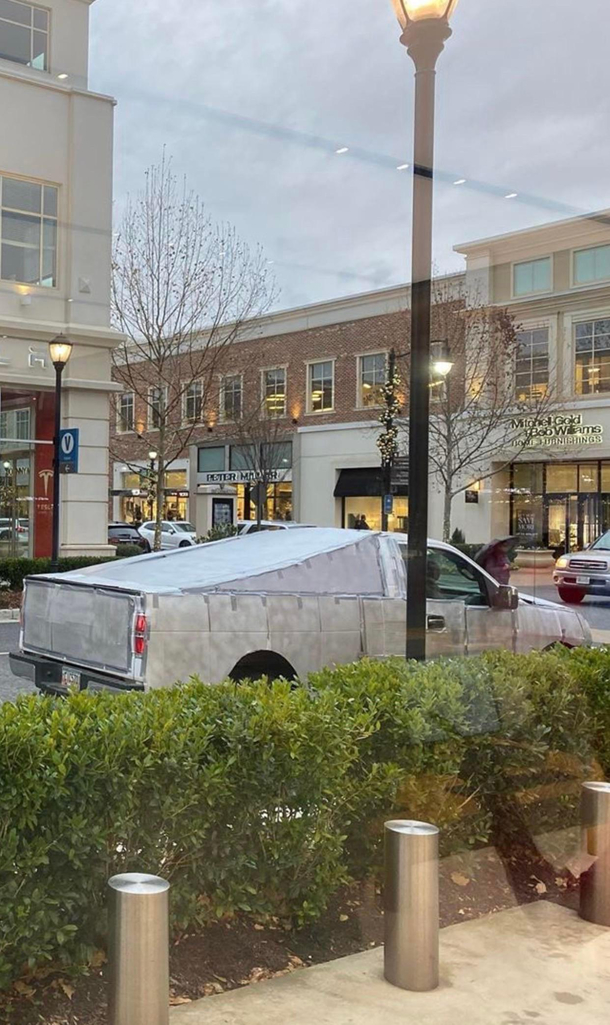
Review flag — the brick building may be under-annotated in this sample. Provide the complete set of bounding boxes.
[111,281,459,532]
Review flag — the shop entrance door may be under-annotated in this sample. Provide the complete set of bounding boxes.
[544,494,600,553]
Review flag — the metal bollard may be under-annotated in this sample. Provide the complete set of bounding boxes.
[384,819,439,992]
[108,873,170,1025]
[580,782,610,927]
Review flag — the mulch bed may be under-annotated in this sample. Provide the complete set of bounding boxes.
[0,844,580,1025]
[0,591,21,610]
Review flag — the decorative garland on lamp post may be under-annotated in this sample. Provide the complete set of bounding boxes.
[377,351,402,530]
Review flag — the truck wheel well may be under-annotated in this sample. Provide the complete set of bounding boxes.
[229,651,297,683]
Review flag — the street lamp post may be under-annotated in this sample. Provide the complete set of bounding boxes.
[49,334,73,572]
[390,0,459,660]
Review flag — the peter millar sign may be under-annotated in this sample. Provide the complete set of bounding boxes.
[511,413,604,448]
[200,470,289,485]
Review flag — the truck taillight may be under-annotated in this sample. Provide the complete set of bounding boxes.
[134,614,147,657]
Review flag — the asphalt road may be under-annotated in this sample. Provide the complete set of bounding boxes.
[1,587,608,704]
[0,623,35,703]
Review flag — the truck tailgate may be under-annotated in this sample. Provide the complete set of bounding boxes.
[23,578,139,675]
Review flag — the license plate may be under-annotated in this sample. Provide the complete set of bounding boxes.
[576,576,590,585]
[61,668,81,691]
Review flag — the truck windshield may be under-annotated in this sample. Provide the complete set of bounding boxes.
[591,531,610,551]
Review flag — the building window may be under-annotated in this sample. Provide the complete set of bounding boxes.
[515,328,549,401]
[221,374,242,421]
[0,1,49,70]
[0,406,30,441]
[148,386,168,429]
[574,245,610,286]
[183,381,203,424]
[117,392,134,433]
[1,175,58,287]
[359,353,387,407]
[198,446,225,473]
[513,257,552,297]
[575,319,610,395]
[308,360,334,412]
[262,441,292,471]
[263,368,286,417]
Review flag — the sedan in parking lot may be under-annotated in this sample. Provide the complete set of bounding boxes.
[138,521,198,550]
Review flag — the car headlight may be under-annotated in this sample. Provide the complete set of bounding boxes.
[556,556,569,569]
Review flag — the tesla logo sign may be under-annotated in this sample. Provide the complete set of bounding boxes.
[38,469,53,497]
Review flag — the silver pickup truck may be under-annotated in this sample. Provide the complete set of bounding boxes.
[10,529,591,695]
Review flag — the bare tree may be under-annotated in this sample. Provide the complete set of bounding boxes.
[424,278,558,540]
[111,154,275,549]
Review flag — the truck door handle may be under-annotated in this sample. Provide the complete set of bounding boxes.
[427,615,446,632]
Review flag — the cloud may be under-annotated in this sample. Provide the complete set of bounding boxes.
[89,0,610,308]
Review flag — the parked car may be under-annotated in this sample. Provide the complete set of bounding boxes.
[553,530,610,603]
[238,519,315,535]
[10,529,591,696]
[138,520,198,550]
[108,522,150,554]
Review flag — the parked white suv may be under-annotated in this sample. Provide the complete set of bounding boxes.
[138,521,198,550]
[554,530,610,603]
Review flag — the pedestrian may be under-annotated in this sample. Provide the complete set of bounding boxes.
[475,538,513,585]
[358,515,371,531]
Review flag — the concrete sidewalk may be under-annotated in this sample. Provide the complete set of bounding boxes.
[171,902,610,1024]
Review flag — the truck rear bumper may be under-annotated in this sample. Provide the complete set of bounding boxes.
[9,652,144,696]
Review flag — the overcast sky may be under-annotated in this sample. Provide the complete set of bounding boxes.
[89,0,610,311]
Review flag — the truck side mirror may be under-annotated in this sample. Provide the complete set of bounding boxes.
[493,584,519,611]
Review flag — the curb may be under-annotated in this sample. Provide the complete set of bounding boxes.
[0,610,20,623]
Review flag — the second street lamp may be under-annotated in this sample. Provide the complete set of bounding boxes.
[49,334,73,572]
[388,0,459,660]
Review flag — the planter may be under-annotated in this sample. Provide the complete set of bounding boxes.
[514,548,555,570]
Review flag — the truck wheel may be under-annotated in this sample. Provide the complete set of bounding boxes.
[230,651,297,683]
[558,587,586,604]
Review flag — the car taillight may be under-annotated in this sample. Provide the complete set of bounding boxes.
[134,614,147,657]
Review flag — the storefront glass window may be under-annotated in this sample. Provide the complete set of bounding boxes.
[546,463,578,493]
[198,446,226,473]
[261,441,292,470]
[579,465,599,492]
[230,445,257,471]
[512,494,543,546]
[602,463,610,492]
[344,497,408,533]
[513,462,543,493]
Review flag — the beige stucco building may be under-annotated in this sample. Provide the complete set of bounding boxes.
[0,0,118,558]
[455,209,610,550]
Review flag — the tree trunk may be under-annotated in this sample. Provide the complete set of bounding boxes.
[154,431,165,552]
[443,487,452,542]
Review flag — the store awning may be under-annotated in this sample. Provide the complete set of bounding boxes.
[334,467,409,499]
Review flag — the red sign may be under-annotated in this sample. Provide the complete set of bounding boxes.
[33,394,55,558]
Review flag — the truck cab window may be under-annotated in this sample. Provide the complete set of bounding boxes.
[399,545,489,606]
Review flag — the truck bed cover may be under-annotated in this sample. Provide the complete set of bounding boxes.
[31,529,403,597]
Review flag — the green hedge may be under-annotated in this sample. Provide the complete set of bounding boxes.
[0,551,142,592]
[0,647,606,988]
